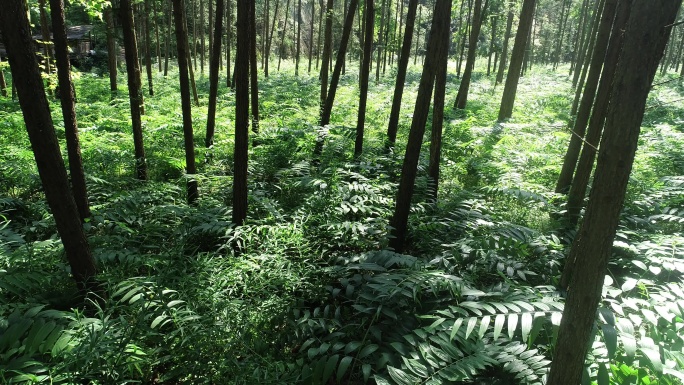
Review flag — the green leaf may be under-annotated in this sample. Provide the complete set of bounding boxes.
[601,325,618,360]
[639,347,663,373]
[151,315,169,329]
[521,313,533,343]
[337,356,353,382]
[465,317,478,340]
[344,341,362,354]
[493,314,505,340]
[358,344,378,359]
[450,318,464,341]
[478,316,491,339]
[597,364,609,385]
[362,363,372,383]
[388,366,420,385]
[322,354,339,384]
[507,313,518,339]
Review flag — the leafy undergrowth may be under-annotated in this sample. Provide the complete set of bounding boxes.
[1,62,683,384]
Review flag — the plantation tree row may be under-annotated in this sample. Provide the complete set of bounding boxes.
[0,0,683,383]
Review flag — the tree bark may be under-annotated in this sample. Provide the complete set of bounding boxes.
[120,0,148,180]
[104,6,118,91]
[206,0,225,148]
[233,0,250,226]
[200,0,206,74]
[308,0,315,73]
[389,0,452,253]
[497,0,536,121]
[296,0,302,75]
[38,0,53,75]
[495,8,513,85]
[375,0,387,82]
[547,3,680,384]
[555,0,615,195]
[455,0,488,109]
[319,0,334,109]
[0,56,7,97]
[560,0,633,286]
[227,0,233,87]
[319,0,359,126]
[487,15,497,76]
[165,0,173,76]
[386,0,419,149]
[355,0,374,158]
[49,0,91,222]
[278,0,293,71]
[249,0,260,135]
[0,0,100,295]
[428,14,451,200]
[265,0,281,77]
[144,0,155,96]
[154,0,162,72]
[173,0,199,204]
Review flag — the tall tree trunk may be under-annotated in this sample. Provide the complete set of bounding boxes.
[206,0,225,148]
[320,0,359,126]
[265,0,281,77]
[572,0,602,90]
[104,7,118,91]
[319,0,334,108]
[233,0,250,225]
[308,0,315,73]
[396,0,404,68]
[0,56,7,97]
[414,5,422,65]
[497,0,536,121]
[375,0,387,81]
[154,0,162,72]
[200,0,206,74]
[386,0,419,148]
[185,33,201,106]
[165,0,173,76]
[561,0,632,286]
[0,0,100,295]
[354,0,375,157]
[317,0,324,69]
[209,0,214,69]
[389,0,452,253]
[173,0,199,204]
[144,0,155,96]
[278,0,293,71]
[569,0,590,76]
[487,15,497,76]
[455,0,488,109]
[296,0,302,75]
[553,0,571,70]
[547,3,680,384]
[249,0,260,135]
[262,0,269,69]
[227,0,233,86]
[456,0,471,78]
[555,0,616,195]
[495,8,513,85]
[120,0,148,180]
[38,0,53,76]
[428,13,450,200]
[49,0,90,222]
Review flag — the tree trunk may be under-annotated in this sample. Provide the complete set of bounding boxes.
[262,0,269,69]
[547,3,680,384]
[0,56,7,97]
[144,0,155,96]
[200,0,206,74]
[278,0,292,71]
[560,0,632,281]
[572,0,602,90]
[320,0,359,126]
[497,0,536,121]
[495,8,513,85]
[308,0,315,73]
[165,0,173,76]
[386,0,419,148]
[185,32,201,106]
[38,0,53,75]
[553,0,571,69]
[428,14,450,200]
[296,0,302,75]
[317,0,324,69]
[154,0,162,72]
[456,0,471,78]
[487,15,497,76]
[209,0,214,69]
[249,0,260,135]
[104,6,118,91]
[555,0,616,195]
[455,0,488,109]
[49,0,91,222]
[354,0,375,157]
[120,0,148,180]
[265,0,280,77]
[319,0,334,108]
[569,0,590,76]
[375,0,387,81]
[227,0,233,87]
[233,0,250,226]
[0,0,100,295]
[173,0,199,204]
[414,5,422,65]
[389,0,452,253]
[206,0,225,148]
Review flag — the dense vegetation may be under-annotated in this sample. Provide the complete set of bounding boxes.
[1,59,683,384]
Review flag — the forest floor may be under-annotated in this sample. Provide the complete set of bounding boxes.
[1,61,683,384]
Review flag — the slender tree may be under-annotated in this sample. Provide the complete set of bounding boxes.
[548,3,680,383]
[265,0,281,77]
[206,0,225,148]
[498,0,536,121]
[320,0,359,126]
[249,0,260,135]
[389,0,452,253]
[173,0,199,204]
[120,0,148,180]
[227,0,233,87]
[308,0,315,72]
[495,7,513,85]
[355,0,375,157]
[386,0,419,148]
[104,6,118,91]
[0,56,6,97]
[144,0,155,96]
[375,0,387,81]
[154,0,163,72]
[0,0,100,295]
[49,0,91,221]
[38,0,53,75]
[555,0,616,195]
[487,14,497,76]
[320,0,334,108]
[454,0,489,108]
[296,0,303,75]
[233,0,250,225]
[278,0,293,71]
[165,0,173,76]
